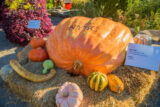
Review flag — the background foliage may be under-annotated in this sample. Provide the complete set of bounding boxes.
[70,0,160,30]
[46,0,55,10]
[124,0,160,30]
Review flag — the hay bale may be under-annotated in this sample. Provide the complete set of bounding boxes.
[0,64,13,82]
[6,45,159,107]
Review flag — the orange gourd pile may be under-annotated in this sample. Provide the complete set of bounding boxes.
[47,16,133,77]
[29,38,48,62]
[27,17,128,94]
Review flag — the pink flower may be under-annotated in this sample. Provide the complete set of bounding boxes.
[1,0,53,46]
[19,27,24,34]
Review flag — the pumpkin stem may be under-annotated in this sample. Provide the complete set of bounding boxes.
[63,92,69,97]
[43,68,48,74]
[73,60,83,71]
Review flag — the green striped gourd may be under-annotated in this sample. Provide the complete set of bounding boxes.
[87,72,108,92]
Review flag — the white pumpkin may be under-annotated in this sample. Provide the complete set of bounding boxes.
[56,82,83,107]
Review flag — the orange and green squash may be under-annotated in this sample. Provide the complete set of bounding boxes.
[87,72,108,92]
[107,74,124,93]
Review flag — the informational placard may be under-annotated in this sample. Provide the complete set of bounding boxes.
[125,43,160,72]
[28,20,40,29]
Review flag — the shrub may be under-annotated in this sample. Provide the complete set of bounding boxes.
[46,0,54,10]
[72,0,128,18]
[72,0,160,30]
[121,0,160,30]
[1,0,53,46]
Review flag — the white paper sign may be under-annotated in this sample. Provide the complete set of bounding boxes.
[125,43,160,71]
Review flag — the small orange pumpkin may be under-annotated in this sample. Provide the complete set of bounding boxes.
[30,38,45,48]
[107,74,124,93]
[28,48,48,62]
[133,34,152,45]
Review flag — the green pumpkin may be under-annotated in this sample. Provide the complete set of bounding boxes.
[87,72,108,92]
[43,60,54,74]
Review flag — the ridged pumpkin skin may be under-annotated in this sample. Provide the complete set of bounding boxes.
[107,74,124,93]
[56,82,83,107]
[133,34,152,45]
[28,48,48,62]
[47,16,133,76]
[87,72,108,92]
[30,38,45,49]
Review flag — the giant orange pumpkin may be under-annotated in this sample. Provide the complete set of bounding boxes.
[47,16,133,76]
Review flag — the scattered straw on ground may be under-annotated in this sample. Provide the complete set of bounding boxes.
[6,44,159,107]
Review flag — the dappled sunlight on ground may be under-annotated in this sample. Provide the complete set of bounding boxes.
[0,48,17,58]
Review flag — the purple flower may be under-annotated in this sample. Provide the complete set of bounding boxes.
[19,27,24,34]
[1,0,53,46]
